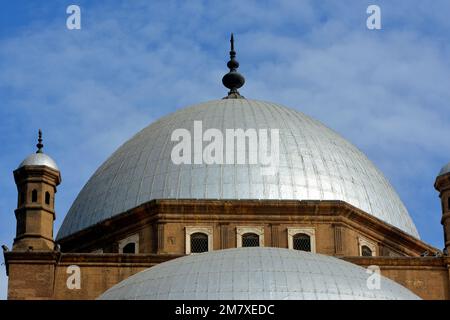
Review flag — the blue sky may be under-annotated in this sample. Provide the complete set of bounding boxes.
[1,1,449,300]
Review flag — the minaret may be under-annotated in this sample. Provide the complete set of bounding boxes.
[12,130,61,251]
[435,162,450,253]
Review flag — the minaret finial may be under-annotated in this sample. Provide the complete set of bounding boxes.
[222,33,245,99]
[36,129,44,153]
[230,33,235,52]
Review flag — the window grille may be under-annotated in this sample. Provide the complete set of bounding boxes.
[242,233,260,247]
[293,233,311,252]
[361,245,373,257]
[190,232,209,253]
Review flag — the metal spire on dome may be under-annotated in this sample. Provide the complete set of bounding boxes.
[36,129,44,153]
[222,33,245,99]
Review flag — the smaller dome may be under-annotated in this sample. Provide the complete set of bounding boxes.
[439,162,450,176]
[98,248,419,300]
[18,153,59,171]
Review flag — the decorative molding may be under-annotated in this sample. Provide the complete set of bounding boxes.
[287,227,316,253]
[157,223,165,254]
[220,224,229,249]
[334,225,344,255]
[271,224,280,247]
[185,226,213,254]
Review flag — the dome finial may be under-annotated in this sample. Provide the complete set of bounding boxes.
[36,129,44,153]
[222,33,245,99]
[230,33,235,51]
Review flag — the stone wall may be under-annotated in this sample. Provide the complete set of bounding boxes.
[5,251,450,300]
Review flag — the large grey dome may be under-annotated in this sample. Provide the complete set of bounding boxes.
[98,247,420,300]
[57,99,418,239]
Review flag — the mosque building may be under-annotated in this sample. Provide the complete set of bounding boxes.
[3,35,450,300]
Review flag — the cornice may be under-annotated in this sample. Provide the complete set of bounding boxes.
[57,199,437,254]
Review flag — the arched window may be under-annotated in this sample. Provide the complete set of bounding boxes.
[236,227,264,248]
[242,233,260,247]
[45,192,51,205]
[447,197,450,211]
[118,234,139,254]
[361,245,373,257]
[185,227,213,254]
[122,242,136,254]
[288,228,316,253]
[190,232,209,253]
[31,189,38,203]
[293,233,311,252]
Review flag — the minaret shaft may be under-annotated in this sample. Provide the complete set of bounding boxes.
[435,171,450,253]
